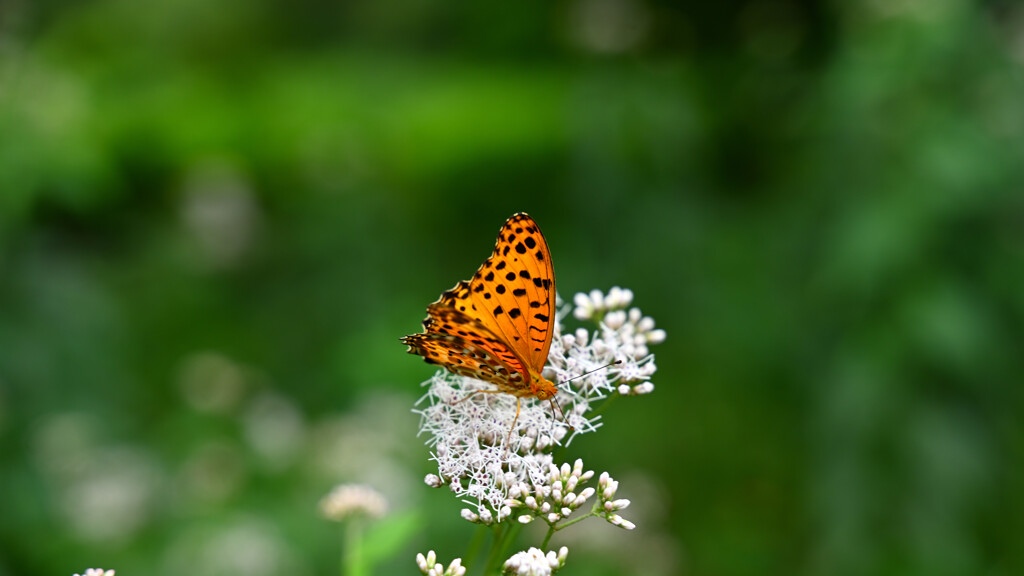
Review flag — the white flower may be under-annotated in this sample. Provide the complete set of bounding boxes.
[73,570,114,576]
[414,368,594,513]
[416,551,466,576]
[414,287,663,515]
[503,547,568,576]
[318,483,388,521]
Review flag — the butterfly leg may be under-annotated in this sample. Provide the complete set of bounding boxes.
[504,397,521,457]
[451,388,503,405]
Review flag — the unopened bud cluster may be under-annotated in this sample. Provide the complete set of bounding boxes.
[503,546,568,576]
[596,471,635,530]
[574,287,665,358]
[416,550,467,576]
[573,287,635,321]
[479,458,637,531]
[507,459,595,526]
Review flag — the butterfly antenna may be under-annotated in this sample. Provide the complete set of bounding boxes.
[562,360,623,385]
[549,397,572,431]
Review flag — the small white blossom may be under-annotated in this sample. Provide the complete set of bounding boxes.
[607,514,636,530]
[606,498,631,511]
[572,286,633,320]
[416,550,436,571]
[73,570,114,576]
[417,551,466,576]
[318,483,387,521]
[630,382,655,395]
[503,547,568,576]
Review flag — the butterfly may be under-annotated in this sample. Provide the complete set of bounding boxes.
[402,213,561,444]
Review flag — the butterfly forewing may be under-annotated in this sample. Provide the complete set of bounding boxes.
[405,213,556,398]
[436,214,556,375]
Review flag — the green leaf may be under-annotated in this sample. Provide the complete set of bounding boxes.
[362,511,423,569]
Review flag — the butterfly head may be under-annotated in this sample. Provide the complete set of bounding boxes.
[530,372,558,401]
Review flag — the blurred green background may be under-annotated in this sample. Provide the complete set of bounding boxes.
[2,0,1023,575]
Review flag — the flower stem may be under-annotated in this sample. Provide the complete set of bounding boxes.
[481,525,505,575]
[552,510,595,531]
[464,525,489,571]
[343,519,366,576]
[540,525,556,549]
[483,520,522,575]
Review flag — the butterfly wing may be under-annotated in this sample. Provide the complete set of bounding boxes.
[402,306,528,391]
[434,213,556,376]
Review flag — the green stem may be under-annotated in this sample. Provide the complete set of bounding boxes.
[483,521,522,575]
[343,519,365,576]
[464,525,489,572]
[540,503,601,548]
[540,524,556,550]
[481,525,505,575]
[551,510,596,532]
[498,521,523,565]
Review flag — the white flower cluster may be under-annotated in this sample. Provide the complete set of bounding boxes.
[416,370,573,511]
[508,460,634,530]
[73,570,114,576]
[570,286,665,364]
[414,288,662,513]
[503,547,568,576]
[318,483,388,521]
[415,550,466,576]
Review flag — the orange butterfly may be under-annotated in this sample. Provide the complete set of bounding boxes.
[402,213,561,441]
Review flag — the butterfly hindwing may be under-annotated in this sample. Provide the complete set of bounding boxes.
[422,304,528,384]
[401,331,526,392]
